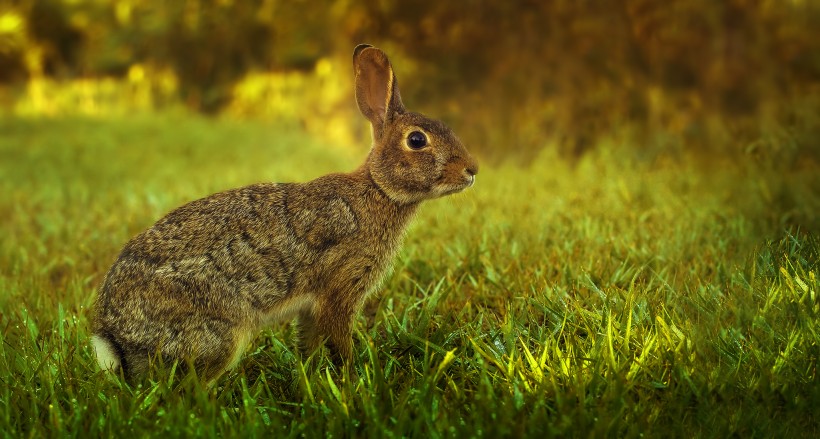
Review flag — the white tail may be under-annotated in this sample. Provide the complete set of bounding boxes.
[91,334,121,371]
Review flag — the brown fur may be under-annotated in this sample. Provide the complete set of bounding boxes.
[91,45,478,381]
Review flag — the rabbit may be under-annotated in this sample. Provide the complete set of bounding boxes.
[91,44,479,381]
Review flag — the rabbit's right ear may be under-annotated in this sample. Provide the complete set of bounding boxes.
[353,44,405,137]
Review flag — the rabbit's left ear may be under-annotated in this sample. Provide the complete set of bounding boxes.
[353,44,405,136]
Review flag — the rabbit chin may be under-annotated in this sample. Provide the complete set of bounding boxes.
[434,181,473,197]
[381,183,470,204]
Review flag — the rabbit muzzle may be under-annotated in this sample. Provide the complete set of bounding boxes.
[435,164,478,196]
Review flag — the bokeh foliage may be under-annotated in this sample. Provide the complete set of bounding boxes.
[1,0,819,160]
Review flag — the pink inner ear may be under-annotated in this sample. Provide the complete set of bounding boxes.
[368,71,388,120]
[365,55,391,121]
[356,48,393,124]
[355,47,404,127]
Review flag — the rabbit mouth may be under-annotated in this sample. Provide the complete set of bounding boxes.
[438,176,475,196]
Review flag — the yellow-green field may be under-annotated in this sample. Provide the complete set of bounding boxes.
[0,114,818,437]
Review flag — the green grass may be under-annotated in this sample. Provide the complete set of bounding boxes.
[0,113,818,437]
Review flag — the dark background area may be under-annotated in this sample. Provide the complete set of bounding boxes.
[2,0,819,162]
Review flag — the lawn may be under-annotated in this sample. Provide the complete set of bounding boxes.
[0,114,817,437]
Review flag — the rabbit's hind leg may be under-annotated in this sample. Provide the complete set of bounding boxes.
[185,320,255,384]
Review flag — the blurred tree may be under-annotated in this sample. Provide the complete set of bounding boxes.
[0,0,83,81]
[0,0,818,158]
[140,1,278,112]
[28,0,84,77]
[0,6,28,82]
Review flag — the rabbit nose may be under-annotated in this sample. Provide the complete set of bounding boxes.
[463,164,477,186]
[465,162,478,177]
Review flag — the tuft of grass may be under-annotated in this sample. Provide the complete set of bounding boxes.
[0,113,818,437]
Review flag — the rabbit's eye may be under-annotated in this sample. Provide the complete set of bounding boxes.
[407,131,428,149]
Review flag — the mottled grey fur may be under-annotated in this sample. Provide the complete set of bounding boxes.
[91,45,478,381]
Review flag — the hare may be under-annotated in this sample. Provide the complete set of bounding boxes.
[91,44,478,381]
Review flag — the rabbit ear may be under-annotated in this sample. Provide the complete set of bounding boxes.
[353,45,405,136]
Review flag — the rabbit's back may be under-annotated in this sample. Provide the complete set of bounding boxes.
[99,183,297,310]
[94,183,304,375]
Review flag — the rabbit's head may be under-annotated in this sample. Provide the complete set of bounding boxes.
[354,45,478,204]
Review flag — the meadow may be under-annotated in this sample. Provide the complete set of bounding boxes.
[0,113,818,437]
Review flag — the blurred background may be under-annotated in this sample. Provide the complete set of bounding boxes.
[1,0,819,165]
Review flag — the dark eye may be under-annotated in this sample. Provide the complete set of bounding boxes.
[407,131,427,149]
